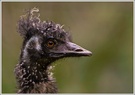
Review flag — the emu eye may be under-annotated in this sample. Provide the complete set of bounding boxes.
[46,40,55,48]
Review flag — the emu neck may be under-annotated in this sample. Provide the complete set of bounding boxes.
[15,56,58,93]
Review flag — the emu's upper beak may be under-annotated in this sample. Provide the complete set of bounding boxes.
[65,42,92,56]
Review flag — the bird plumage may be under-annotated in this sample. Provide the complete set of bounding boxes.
[14,8,92,93]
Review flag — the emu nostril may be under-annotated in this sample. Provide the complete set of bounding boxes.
[75,48,83,52]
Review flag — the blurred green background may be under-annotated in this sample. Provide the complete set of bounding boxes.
[2,2,133,93]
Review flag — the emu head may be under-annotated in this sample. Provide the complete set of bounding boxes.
[18,8,92,66]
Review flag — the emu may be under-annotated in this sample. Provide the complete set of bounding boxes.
[14,8,92,93]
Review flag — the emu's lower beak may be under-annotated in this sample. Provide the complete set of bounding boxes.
[65,42,92,57]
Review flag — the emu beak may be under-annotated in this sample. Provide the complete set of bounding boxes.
[65,42,92,56]
[50,42,92,58]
